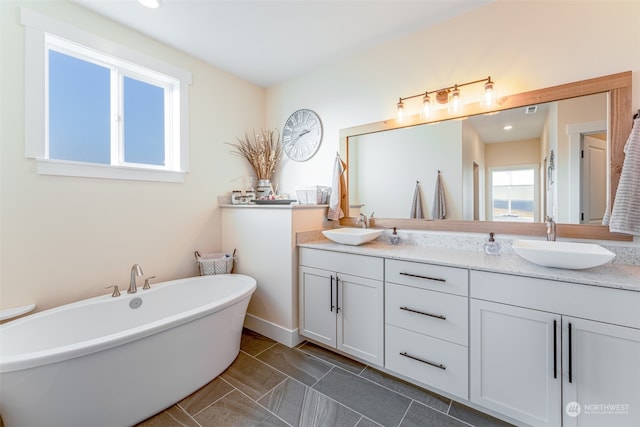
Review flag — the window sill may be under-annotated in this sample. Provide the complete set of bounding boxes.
[36,159,186,183]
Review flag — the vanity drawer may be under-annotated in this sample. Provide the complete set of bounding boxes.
[299,247,383,280]
[386,283,468,345]
[385,324,468,400]
[386,259,468,296]
[470,270,640,328]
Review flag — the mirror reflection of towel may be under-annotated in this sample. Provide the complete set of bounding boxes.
[410,181,424,219]
[432,172,446,220]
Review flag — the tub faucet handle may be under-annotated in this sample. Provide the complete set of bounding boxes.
[143,276,156,290]
[105,285,121,297]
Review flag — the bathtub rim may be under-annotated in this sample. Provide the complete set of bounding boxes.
[0,274,256,374]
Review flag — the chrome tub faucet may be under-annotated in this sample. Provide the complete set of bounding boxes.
[128,264,143,294]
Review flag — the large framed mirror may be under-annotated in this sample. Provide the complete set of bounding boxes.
[340,71,632,241]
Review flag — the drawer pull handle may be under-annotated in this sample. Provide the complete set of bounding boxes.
[399,272,446,283]
[400,352,446,370]
[568,322,573,384]
[400,306,446,320]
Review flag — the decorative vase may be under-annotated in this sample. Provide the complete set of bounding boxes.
[256,179,272,199]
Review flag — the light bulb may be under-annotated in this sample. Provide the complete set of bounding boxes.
[449,86,462,114]
[397,99,405,122]
[484,79,494,107]
[422,94,431,117]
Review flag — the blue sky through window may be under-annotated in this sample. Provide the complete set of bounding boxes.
[124,77,165,166]
[48,49,167,167]
[48,50,110,163]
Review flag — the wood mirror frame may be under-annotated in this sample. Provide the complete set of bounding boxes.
[339,71,633,241]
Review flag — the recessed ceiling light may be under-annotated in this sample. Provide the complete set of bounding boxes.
[504,125,513,131]
[138,0,160,9]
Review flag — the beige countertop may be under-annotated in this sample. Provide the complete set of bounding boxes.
[298,240,640,293]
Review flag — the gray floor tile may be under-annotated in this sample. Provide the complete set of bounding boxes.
[259,377,361,427]
[220,351,287,400]
[359,367,451,413]
[194,390,288,427]
[299,342,366,374]
[313,368,411,427]
[137,405,199,427]
[178,377,234,415]
[241,327,277,356]
[448,401,515,427]
[400,401,468,427]
[257,343,333,386]
[355,418,383,427]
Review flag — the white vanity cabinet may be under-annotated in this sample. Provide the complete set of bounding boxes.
[470,299,562,426]
[470,270,640,427]
[299,247,384,365]
[384,259,469,400]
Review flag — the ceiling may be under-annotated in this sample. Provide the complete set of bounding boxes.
[467,103,550,144]
[73,0,492,88]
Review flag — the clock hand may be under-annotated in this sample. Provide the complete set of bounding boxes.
[290,129,310,146]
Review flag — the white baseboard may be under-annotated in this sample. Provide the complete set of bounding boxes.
[244,313,303,348]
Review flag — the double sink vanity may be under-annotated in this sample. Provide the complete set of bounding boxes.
[297,229,640,427]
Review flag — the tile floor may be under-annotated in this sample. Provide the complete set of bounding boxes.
[137,329,514,427]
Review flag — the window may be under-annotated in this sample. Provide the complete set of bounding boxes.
[489,167,537,222]
[22,8,191,182]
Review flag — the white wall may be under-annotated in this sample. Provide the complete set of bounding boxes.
[349,121,463,219]
[266,0,640,209]
[0,1,265,312]
[3,0,640,314]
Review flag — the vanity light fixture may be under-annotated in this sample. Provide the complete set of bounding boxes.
[422,93,431,117]
[138,0,161,8]
[397,98,405,121]
[396,76,495,120]
[449,85,462,114]
[484,77,495,107]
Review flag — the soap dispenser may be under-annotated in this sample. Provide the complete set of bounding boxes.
[484,232,501,255]
[390,227,401,245]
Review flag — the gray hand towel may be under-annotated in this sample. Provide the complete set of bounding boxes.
[410,181,424,219]
[432,171,446,220]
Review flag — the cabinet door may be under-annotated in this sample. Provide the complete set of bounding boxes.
[338,273,384,366]
[299,266,336,347]
[470,299,561,427]
[563,317,640,427]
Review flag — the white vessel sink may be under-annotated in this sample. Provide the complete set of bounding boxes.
[322,228,383,246]
[512,239,615,269]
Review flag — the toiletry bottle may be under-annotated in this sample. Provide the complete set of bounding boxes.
[390,227,400,245]
[484,232,501,255]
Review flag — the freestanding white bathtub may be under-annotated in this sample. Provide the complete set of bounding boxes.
[0,274,256,427]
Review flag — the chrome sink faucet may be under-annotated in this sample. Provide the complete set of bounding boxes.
[128,264,143,294]
[357,212,374,229]
[545,216,556,241]
[358,213,369,229]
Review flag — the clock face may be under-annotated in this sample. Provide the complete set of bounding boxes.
[282,109,323,162]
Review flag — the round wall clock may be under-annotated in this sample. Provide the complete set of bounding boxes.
[282,109,323,162]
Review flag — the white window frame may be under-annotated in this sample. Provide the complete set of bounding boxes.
[22,8,192,183]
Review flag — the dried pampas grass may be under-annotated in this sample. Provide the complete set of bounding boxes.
[227,129,282,181]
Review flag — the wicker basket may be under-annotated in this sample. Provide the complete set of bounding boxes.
[194,250,236,275]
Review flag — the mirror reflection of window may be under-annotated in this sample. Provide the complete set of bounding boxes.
[490,168,536,222]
